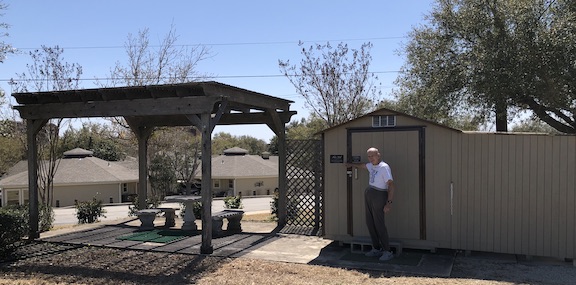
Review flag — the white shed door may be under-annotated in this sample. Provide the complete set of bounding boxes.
[349,130,421,240]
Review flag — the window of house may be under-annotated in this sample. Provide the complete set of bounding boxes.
[254,181,264,187]
[372,115,396,127]
[214,180,220,188]
[228,179,234,189]
[122,183,128,192]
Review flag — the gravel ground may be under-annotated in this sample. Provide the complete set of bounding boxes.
[1,242,575,285]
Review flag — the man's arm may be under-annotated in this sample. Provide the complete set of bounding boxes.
[384,179,395,213]
[346,162,367,170]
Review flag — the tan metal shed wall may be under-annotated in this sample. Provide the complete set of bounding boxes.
[423,126,460,248]
[455,133,576,259]
[323,125,350,241]
[323,110,576,259]
[323,111,458,245]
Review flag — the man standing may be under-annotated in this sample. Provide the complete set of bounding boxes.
[347,147,396,261]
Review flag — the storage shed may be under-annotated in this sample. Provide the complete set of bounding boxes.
[322,108,576,261]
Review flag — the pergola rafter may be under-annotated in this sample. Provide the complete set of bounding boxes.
[12,81,296,254]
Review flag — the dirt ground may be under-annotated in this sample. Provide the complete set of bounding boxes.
[1,241,575,285]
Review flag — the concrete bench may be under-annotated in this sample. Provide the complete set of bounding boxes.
[136,208,177,230]
[156,207,176,227]
[136,209,161,230]
[212,209,244,236]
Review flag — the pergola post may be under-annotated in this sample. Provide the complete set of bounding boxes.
[26,119,48,239]
[267,110,288,226]
[199,113,213,254]
[126,119,154,210]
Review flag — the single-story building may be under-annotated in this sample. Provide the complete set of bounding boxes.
[196,147,278,197]
[321,107,576,262]
[0,148,139,207]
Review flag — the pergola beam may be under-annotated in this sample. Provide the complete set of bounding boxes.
[14,96,219,119]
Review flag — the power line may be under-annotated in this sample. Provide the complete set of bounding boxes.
[14,36,408,51]
[0,70,401,83]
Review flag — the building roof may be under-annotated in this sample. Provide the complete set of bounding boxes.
[195,148,278,179]
[0,149,138,188]
[318,106,462,135]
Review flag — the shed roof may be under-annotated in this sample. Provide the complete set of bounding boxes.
[319,107,462,134]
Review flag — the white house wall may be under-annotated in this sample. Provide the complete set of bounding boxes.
[54,184,121,207]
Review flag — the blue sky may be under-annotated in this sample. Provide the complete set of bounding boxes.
[0,0,434,142]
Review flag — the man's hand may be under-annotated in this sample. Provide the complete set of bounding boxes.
[384,203,392,213]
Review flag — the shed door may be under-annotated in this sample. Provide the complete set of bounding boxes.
[348,129,422,240]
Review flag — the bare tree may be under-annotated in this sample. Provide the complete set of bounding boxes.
[100,24,212,87]
[0,0,14,65]
[0,1,15,108]
[9,46,82,215]
[101,25,212,203]
[279,42,381,127]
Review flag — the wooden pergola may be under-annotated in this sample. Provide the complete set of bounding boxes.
[12,81,296,254]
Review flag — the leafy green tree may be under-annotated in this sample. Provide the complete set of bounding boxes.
[268,115,327,154]
[59,123,126,161]
[0,136,23,176]
[148,127,200,196]
[148,154,177,200]
[0,120,25,176]
[211,132,268,155]
[212,132,238,155]
[396,0,576,133]
[280,42,380,127]
[286,115,327,140]
[511,117,561,134]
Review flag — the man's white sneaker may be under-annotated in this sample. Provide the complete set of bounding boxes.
[365,248,383,257]
[379,251,394,261]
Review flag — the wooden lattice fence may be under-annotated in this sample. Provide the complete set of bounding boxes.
[282,139,324,236]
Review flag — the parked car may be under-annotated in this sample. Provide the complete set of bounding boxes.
[177,182,201,195]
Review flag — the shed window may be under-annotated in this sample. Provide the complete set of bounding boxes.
[372,115,396,127]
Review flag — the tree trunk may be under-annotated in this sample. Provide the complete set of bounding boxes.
[495,98,508,132]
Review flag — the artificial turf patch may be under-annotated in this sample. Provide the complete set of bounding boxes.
[117,230,192,243]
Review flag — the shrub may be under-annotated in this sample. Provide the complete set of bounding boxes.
[180,201,202,219]
[0,207,28,256]
[223,195,242,209]
[127,195,161,217]
[270,191,279,221]
[39,204,54,232]
[75,198,107,224]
